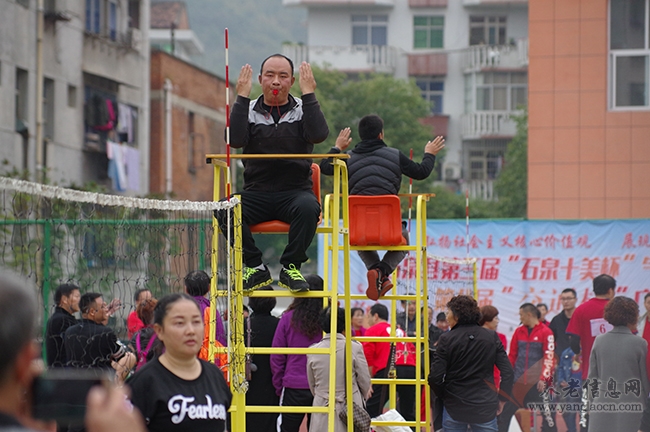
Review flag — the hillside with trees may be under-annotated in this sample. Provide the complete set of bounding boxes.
[180,0,307,76]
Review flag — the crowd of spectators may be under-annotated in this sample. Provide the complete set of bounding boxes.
[25,270,650,432]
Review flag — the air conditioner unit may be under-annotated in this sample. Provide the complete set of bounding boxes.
[443,162,461,181]
[44,0,71,22]
[128,28,142,51]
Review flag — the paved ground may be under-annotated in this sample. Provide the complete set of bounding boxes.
[293,408,576,431]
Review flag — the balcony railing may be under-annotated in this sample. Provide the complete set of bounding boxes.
[463,38,528,72]
[409,0,447,6]
[463,0,527,6]
[282,43,399,74]
[461,111,518,139]
[462,180,497,201]
[283,0,395,5]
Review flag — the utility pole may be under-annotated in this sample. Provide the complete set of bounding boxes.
[35,0,44,182]
[164,79,173,197]
[170,21,175,56]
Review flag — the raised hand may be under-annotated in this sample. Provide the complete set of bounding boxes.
[299,62,316,95]
[425,136,445,155]
[106,298,122,316]
[86,385,147,432]
[335,128,352,151]
[236,64,253,98]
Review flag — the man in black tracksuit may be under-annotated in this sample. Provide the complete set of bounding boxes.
[216,54,329,293]
[45,283,80,368]
[320,115,444,300]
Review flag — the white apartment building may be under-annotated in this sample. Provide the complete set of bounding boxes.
[0,0,150,194]
[282,0,528,200]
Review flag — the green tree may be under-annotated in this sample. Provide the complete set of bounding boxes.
[495,109,528,218]
[311,67,434,156]
[249,66,434,156]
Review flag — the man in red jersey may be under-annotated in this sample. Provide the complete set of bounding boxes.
[566,274,616,380]
[565,274,615,430]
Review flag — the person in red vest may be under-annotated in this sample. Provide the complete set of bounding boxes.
[362,303,417,423]
[126,288,151,339]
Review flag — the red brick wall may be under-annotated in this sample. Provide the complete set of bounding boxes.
[150,51,232,201]
[527,0,650,219]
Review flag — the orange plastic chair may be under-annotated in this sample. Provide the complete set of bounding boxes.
[348,195,407,246]
[249,163,321,233]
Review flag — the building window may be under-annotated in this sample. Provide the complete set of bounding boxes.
[610,0,650,108]
[85,0,118,40]
[68,84,77,108]
[475,72,527,111]
[465,139,507,181]
[43,78,55,140]
[83,73,119,152]
[86,0,101,33]
[414,16,444,49]
[352,15,388,46]
[469,16,506,46]
[15,68,28,131]
[109,1,117,41]
[128,0,140,29]
[416,79,444,114]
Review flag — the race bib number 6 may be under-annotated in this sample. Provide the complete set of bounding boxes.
[590,318,613,337]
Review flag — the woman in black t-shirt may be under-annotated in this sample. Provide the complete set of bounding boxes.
[128,293,232,432]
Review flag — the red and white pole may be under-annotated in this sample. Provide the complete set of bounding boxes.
[465,189,470,259]
[224,28,231,199]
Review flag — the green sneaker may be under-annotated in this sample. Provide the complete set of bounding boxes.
[242,265,273,292]
[278,264,310,293]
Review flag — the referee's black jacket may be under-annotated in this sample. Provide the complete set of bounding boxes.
[429,323,514,424]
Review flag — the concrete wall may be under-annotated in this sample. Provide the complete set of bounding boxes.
[528,0,650,219]
[0,0,150,195]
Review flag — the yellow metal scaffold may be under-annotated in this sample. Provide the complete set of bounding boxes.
[206,153,431,432]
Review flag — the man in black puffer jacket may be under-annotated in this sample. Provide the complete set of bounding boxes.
[320,114,444,300]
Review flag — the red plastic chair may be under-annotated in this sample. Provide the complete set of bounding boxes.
[348,195,407,246]
[249,163,321,233]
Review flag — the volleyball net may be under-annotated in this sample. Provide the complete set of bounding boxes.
[0,176,238,351]
[395,253,477,315]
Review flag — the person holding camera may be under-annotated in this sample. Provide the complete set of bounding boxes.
[63,293,135,385]
[0,271,146,432]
